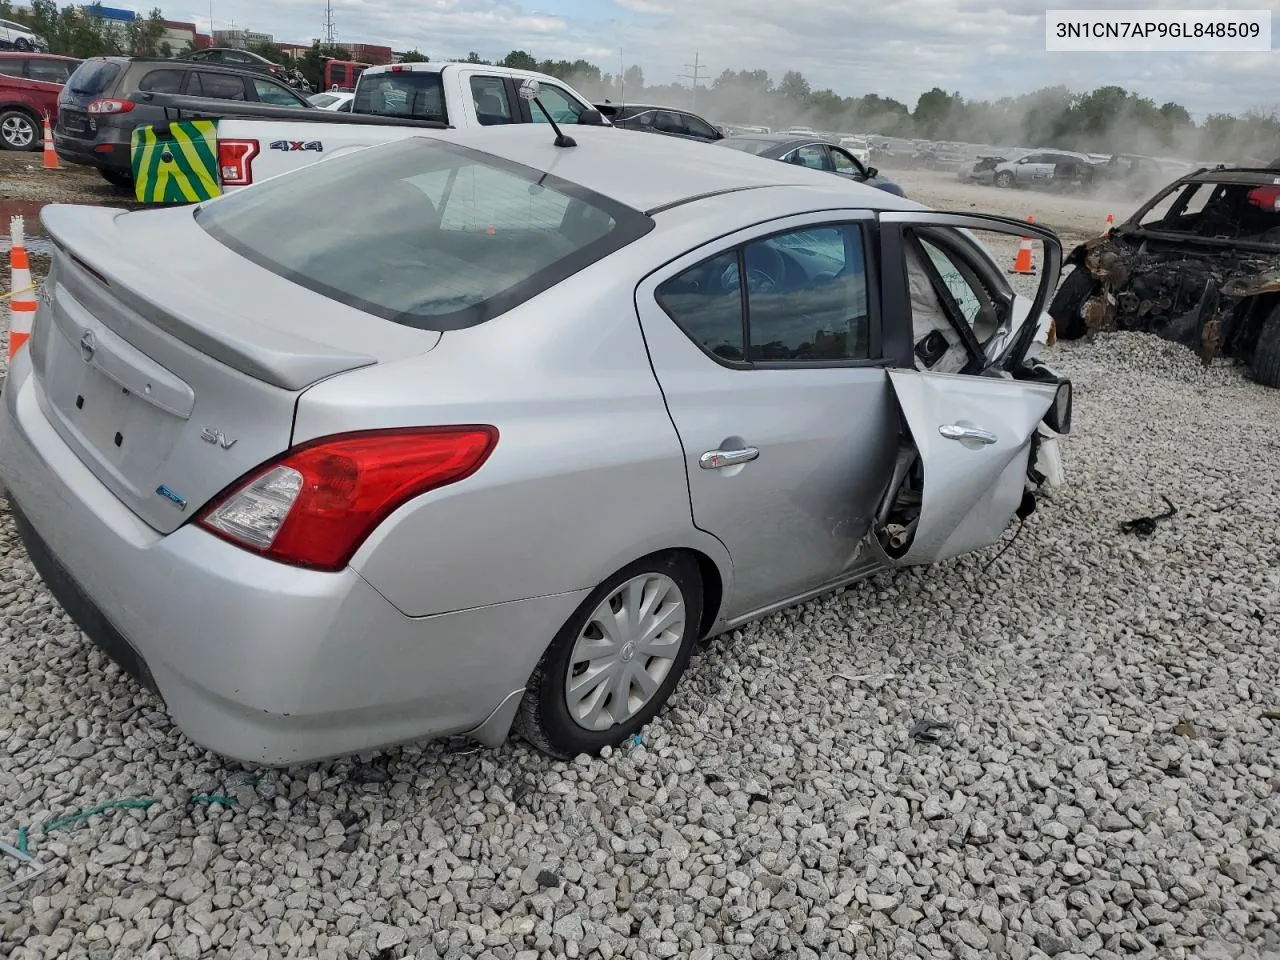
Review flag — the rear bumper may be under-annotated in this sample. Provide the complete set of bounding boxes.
[54,131,129,173]
[0,354,586,765]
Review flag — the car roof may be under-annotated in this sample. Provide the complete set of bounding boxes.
[437,125,911,214]
[362,61,569,85]
[1180,167,1280,186]
[0,52,79,61]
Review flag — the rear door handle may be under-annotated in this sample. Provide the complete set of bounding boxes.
[939,424,998,445]
[699,446,760,470]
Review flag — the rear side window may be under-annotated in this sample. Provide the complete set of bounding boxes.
[353,71,446,122]
[29,59,75,83]
[189,71,246,100]
[196,138,653,330]
[470,75,512,126]
[0,60,24,78]
[137,68,184,93]
[68,59,121,96]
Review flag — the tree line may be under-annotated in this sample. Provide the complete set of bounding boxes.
[3,0,1275,162]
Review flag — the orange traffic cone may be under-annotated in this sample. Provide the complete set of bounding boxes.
[41,114,59,170]
[1103,212,1114,233]
[8,215,36,361]
[1009,216,1036,275]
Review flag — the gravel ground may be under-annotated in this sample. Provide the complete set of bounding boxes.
[2,180,1279,960]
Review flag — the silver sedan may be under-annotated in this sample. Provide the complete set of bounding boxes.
[0,125,1072,765]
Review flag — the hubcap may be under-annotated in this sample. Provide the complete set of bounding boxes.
[565,573,686,731]
[2,117,34,148]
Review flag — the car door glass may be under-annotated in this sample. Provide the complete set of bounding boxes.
[904,228,1006,372]
[29,59,73,83]
[789,145,827,170]
[681,113,718,140]
[0,59,24,77]
[830,148,863,177]
[191,72,247,101]
[747,224,869,360]
[528,84,585,124]
[470,75,512,126]
[252,78,299,105]
[138,68,185,94]
[653,111,686,135]
[656,251,746,362]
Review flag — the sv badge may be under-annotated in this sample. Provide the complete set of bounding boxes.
[200,427,237,450]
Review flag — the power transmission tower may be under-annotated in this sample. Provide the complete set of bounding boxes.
[679,52,708,112]
[323,0,336,45]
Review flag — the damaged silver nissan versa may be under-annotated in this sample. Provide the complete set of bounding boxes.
[1050,167,1280,387]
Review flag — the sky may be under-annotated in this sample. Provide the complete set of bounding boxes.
[185,0,1280,118]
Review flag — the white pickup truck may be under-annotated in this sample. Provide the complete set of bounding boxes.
[128,62,606,201]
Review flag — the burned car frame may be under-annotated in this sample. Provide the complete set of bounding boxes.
[1050,167,1280,387]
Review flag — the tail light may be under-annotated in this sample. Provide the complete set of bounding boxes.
[86,99,133,114]
[197,427,499,571]
[217,138,258,186]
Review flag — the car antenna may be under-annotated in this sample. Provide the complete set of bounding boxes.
[519,79,576,148]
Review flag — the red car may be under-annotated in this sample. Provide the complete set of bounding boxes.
[0,51,79,151]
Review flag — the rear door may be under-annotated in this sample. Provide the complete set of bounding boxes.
[186,69,249,101]
[876,211,1063,564]
[636,211,899,620]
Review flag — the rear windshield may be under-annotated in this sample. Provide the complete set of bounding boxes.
[353,70,447,122]
[67,59,121,96]
[196,138,654,330]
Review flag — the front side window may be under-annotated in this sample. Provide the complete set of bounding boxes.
[353,70,446,122]
[0,59,24,77]
[830,148,864,177]
[197,138,653,330]
[682,114,719,140]
[252,78,301,106]
[656,223,871,364]
[786,145,828,170]
[528,84,586,124]
[470,75,512,126]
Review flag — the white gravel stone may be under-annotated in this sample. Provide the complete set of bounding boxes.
[1,320,1279,960]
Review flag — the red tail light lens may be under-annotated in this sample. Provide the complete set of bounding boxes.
[197,427,499,571]
[217,138,259,186]
[86,98,134,114]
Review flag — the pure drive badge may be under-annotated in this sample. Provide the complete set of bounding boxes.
[269,140,323,153]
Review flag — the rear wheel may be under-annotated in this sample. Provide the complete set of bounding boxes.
[0,110,37,151]
[994,170,1014,188]
[517,552,703,758]
[1049,267,1095,340]
[1251,308,1280,388]
[99,168,133,188]
[13,37,31,51]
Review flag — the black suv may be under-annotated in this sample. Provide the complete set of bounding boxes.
[56,56,311,186]
[594,102,723,143]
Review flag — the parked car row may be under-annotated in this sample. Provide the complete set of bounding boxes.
[0,51,77,150]
[960,149,1201,195]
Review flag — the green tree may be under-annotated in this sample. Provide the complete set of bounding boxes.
[502,49,537,71]
[396,48,429,63]
[247,40,291,66]
[778,70,810,102]
[623,64,644,92]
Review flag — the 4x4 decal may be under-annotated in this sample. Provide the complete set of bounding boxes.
[269,140,323,153]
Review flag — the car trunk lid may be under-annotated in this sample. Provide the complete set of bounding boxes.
[31,203,441,534]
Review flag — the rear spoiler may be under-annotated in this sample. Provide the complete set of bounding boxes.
[128,92,452,129]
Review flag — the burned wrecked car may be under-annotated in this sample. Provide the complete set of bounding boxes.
[1050,167,1280,387]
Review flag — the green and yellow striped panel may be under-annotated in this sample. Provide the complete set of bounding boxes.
[130,120,222,204]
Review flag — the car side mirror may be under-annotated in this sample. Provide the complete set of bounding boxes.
[866,166,879,178]
[578,108,604,126]
[1043,380,1072,434]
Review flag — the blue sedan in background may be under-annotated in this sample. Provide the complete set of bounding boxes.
[719,134,907,197]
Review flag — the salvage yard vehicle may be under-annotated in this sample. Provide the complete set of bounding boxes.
[0,51,79,150]
[0,124,1071,765]
[1050,167,1280,386]
[55,56,312,188]
[992,150,1095,191]
[114,62,607,201]
[719,134,906,196]
[593,100,724,142]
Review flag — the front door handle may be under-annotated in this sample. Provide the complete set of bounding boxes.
[699,446,760,470]
[939,424,998,445]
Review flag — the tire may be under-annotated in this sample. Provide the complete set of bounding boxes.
[517,551,703,759]
[994,171,1014,188]
[14,37,31,51]
[0,109,37,151]
[1251,308,1280,388]
[99,168,133,188]
[1049,266,1095,340]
